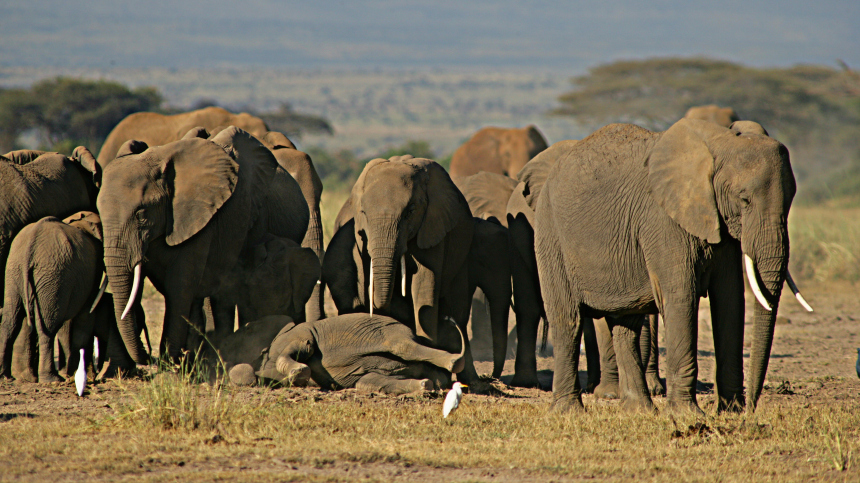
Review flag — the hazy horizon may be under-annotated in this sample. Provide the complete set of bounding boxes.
[2,1,858,71]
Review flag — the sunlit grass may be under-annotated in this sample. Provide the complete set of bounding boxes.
[789,207,860,282]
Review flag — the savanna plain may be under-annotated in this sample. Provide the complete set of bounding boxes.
[0,200,858,482]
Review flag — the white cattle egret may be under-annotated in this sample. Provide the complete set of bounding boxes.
[75,348,87,397]
[443,382,467,418]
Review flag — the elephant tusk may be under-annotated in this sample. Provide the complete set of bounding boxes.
[401,255,407,298]
[90,274,108,313]
[785,269,813,312]
[121,264,142,320]
[369,262,374,316]
[744,254,771,311]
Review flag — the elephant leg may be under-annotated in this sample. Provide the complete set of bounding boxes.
[385,334,465,374]
[509,253,540,388]
[607,315,654,412]
[661,296,702,414]
[644,314,665,396]
[208,296,236,338]
[582,317,600,393]
[355,372,433,395]
[1,299,33,380]
[708,242,746,412]
[411,246,443,342]
[467,290,493,362]
[594,318,619,400]
[36,319,62,383]
[10,319,38,382]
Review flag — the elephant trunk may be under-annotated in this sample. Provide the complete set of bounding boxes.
[744,222,789,412]
[366,219,400,313]
[302,207,325,321]
[104,245,147,365]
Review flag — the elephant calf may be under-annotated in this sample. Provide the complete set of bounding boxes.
[217,314,466,395]
[0,212,108,382]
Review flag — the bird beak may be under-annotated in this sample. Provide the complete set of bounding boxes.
[460,384,468,388]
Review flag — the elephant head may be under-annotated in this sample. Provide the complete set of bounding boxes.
[347,156,471,317]
[647,118,804,410]
[266,322,314,386]
[96,137,240,363]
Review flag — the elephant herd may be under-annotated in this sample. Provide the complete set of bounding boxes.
[0,103,813,414]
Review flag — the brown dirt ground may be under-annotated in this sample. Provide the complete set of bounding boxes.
[1,280,859,481]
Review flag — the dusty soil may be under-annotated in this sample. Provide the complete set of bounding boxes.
[1,280,859,481]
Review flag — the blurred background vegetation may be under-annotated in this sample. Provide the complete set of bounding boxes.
[1,58,858,280]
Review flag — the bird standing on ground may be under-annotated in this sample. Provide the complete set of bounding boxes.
[443,382,467,418]
[75,348,87,397]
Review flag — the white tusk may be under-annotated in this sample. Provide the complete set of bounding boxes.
[93,337,100,369]
[90,274,108,313]
[401,255,407,298]
[785,270,813,312]
[369,262,374,316]
[121,264,142,320]
[744,254,771,311]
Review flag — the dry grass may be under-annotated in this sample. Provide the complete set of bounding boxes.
[1,378,859,482]
[789,206,860,283]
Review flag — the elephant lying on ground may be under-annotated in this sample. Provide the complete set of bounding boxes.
[449,126,548,179]
[97,106,269,165]
[0,212,110,382]
[214,314,466,394]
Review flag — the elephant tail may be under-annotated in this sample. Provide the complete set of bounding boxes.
[539,316,549,353]
[22,269,44,332]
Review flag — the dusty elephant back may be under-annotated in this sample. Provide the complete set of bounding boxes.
[452,171,517,228]
[97,106,270,165]
[683,105,739,128]
[449,126,548,178]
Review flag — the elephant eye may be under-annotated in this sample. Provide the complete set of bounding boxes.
[135,210,147,223]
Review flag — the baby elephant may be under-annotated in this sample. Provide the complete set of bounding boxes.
[0,212,107,382]
[222,314,466,395]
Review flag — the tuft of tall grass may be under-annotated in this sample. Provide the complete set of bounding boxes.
[789,207,860,282]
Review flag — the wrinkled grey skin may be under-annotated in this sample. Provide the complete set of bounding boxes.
[331,156,478,382]
[93,127,309,364]
[204,235,321,330]
[535,119,796,414]
[248,314,466,394]
[322,216,509,380]
[0,212,111,381]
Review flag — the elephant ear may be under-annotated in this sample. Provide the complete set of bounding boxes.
[182,126,210,140]
[2,150,47,165]
[412,159,472,249]
[160,138,239,246]
[730,120,769,137]
[116,140,149,158]
[260,131,297,150]
[647,119,723,244]
[63,211,103,242]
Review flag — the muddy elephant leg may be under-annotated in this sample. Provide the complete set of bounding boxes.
[11,322,38,382]
[355,372,433,395]
[643,314,665,396]
[607,315,654,412]
[594,318,619,400]
[509,251,540,388]
[582,317,600,393]
[442,269,479,384]
[56,321,72,377]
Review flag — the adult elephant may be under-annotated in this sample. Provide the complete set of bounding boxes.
[535,119,809,414]
[449,126,548,179]
[331,155,479,381]
[97,106,269,165]
[95,126,309,363]
[683,105,739,128]
[258,132,325,321]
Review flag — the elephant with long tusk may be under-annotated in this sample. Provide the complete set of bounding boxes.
[535,119,808,415]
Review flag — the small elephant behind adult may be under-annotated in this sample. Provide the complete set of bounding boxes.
[256,314,466,394]
[683,105,739,128]
[0,212,110,382]
[449,126,548,179]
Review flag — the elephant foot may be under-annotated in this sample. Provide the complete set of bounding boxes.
[646,373,665,396]
[415,378,434,392]
[551,394,585,413]
[716,395,745,414]
[594,381,619,400]
[228,364,257,386]
[38,371,64,383]
[620,394,657,413]
[450,355,466,374]
[509,372,541,389]
[666,398,705,416]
